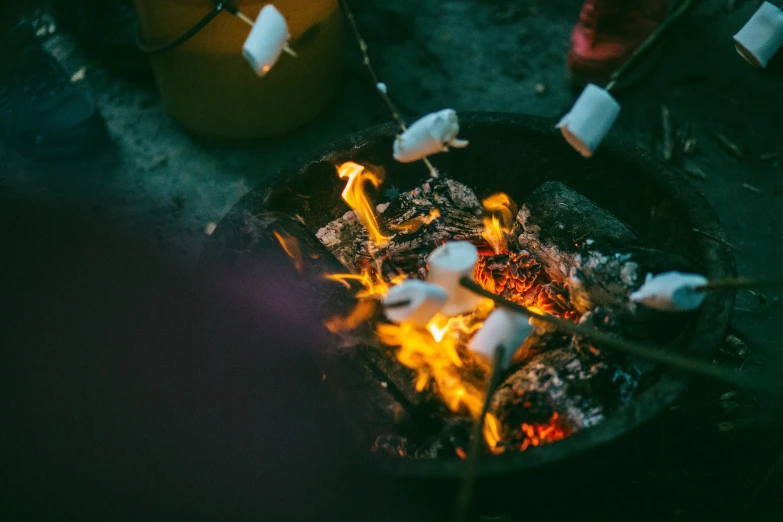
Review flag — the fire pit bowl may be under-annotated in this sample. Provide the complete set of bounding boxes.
[202,113,735,479]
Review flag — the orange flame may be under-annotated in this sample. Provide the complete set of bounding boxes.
[324,269,396,299]
[337,162,389,246]
[484,412,505,455]
[484,411,567,454]
[481,193,516,255]
[377,299,494,419]
[273,230,304,272]
[324,300,377,334]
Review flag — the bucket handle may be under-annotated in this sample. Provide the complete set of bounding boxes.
[136,1,240,55]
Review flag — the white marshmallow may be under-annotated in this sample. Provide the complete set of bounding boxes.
[242,5,290,77]
[557,84,621,158]
[733,2,783,68]
[393,109,469,163]
[382,280,448,327]
[469,309,533,369]
[630,271,708,312]
[426,241,483,315]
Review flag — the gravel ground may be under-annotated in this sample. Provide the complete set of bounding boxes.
[1,0,781,520]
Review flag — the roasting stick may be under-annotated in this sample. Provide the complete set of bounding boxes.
[695,278,783,292]
[337,0,440,178]
[559,0,699,157]
[458,277,775,391]
[604,0,698,91]
[454,345,507,522]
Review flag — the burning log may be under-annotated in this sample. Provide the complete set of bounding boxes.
[489,308,653,453]
[317,177,484,276]
[489,348,604,449]
[488,341,647,454]
[567,246,690,315]
[516,181,639,281]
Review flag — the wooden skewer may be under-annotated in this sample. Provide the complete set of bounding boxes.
[695,278,783,292]
[453,345,506,522]
[605,0,698,91]
[459,277,774,391]
[337,0,439,179]
[692,227,742,251]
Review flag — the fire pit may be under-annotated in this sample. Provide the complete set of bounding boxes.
[201,113,735,479]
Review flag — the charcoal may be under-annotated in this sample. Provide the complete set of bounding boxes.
[489,344,647,452]
[569,307,653,410]
[372,434,411,458]
[414,418,473,459]
[490,348,607,429]
[516,181,640,280]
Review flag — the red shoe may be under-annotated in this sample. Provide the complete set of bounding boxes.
[567,0,672,88]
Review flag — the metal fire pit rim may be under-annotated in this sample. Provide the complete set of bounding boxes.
[212,112,736,479]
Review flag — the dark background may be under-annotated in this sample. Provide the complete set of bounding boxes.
[1,0,782,520]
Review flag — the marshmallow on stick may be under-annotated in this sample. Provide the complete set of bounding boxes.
[469,308,533,369]
[243,5,292,77]
[557,84,621,158]
[734,2,783,68]
[630,271,708,312]
[382,280,448,327]
[393,109,469,163]
[426,241,484,315]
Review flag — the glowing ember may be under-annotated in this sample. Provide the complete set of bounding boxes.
[484,411,568,454]
[518,412,568,451]
[481,193,517,255]
[337,161,390,246]
[475,251,541,301]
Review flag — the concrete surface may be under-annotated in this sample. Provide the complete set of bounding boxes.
[1,0,781,519]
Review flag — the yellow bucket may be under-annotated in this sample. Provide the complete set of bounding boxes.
[134,0,343,142]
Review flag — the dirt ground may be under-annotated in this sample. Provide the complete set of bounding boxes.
[1,0,782,520]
